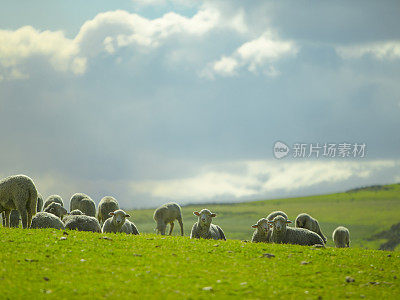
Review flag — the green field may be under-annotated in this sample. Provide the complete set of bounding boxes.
[129,183,400,250]
[0,229,399,299]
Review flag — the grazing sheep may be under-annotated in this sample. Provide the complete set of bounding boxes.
[64,215,101,233]
[295,213,327,243]
[44,202,68,219]
[70,193,96,217]
[97,196,119,224]
[102,210,139,235]
[190,209,226,240]
[269,216,324,246]
[251,218,271,243]
[30,212,65,230]
[267,210,288,221]
[153,202,183,236]
[43,195,64,209]
[333,226,350,248]
[0,175,38,228]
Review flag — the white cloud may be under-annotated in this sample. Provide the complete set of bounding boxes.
[336,41,400,60]
[204,30,298,78]
[0,26,86,79]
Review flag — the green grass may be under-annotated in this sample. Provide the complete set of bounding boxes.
[0,228,399,299]
[129,183,400,249]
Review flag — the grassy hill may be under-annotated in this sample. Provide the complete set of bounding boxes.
[128,183,400,250]
[0,229,399,299]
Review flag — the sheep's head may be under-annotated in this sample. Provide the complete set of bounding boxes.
[268,216,292,232]
[193,209,216,227]
[296,213,309,228]
[251,218,270,234]
[155,222,167,235]
[44,202,67,219]
[109,209,130,227]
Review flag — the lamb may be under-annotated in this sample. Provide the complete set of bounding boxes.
[30,212,65,230]
[0,175,38,228]
[295,213,327,243]
[268,215,324,246]
[332,226,350,248]
[64,215,101,233]
[97,196,119,224]
[190,209,226,240]
[43,195,64,209]
[251,218,271,243]
[44,202,68,219]
[153,202,183,236]
[69,193,96,217]
[102,209,139,235]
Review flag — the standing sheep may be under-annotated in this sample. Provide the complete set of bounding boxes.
[30,212,65,230]
[251,218,271,243]
[295,213,327,243]
[332,226,350,248]
[43,195,64,210]
[102,210,139,235]
[153,202,183,236]
[190,209,226,240]
[0,175,37,228]
[64,215,101,233]
[268,216,324,246]
[69,193,96,217]
[97,196,119,224]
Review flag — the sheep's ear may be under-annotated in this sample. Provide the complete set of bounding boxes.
[286,220,292,224]
[193,211,200,216]
[211,213,216,217]
[125,214,130,218]
[251,224,257,228]
[109,212,114,216]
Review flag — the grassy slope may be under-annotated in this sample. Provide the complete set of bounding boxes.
[0,228,399,299]
[128,183,400,249]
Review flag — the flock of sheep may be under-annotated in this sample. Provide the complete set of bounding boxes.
[0,174,350,248]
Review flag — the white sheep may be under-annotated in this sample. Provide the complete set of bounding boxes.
[190,209,226,240]
[43,195,64,209]
[0,175,38,228]
[97,196,119,224]
[332,226,350,248]
[251,218,271,243]
[69,193,96,217]
[153,202,183,236]
[30,212,65,230]
[268,215,324,246]
[63,215,101,233]
[102,209,139,235]
[44,202,68,220]
[295,213,327,243]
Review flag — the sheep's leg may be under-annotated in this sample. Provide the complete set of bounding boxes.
[1,212,5,226]
[168,222,174,235]
[4,210,11,227]
[18,208,28,229]
[178,217,184,236]
[27,211,32,229]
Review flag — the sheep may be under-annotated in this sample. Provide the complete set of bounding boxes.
[102,209,139,235]
[190,209,226,240]
[64,215,101,233]
[268,215,324,246]
[30,212,65,230]
[295,213,327,243]
[332,226,350,248]
[153,202,183,236]
[62,209,83,224]
[44,202,68,219]
[0,175,38,228]
[70,193,96,217]
[97,196,119,224]
[267,210,288,221]
[43,195,64,209]
[251,218,271,243]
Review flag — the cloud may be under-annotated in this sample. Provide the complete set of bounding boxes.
[336,41,400,60]
[0,26,86,80]
[203,30,298,78]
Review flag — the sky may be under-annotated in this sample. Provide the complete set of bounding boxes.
[0,0,399,209]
